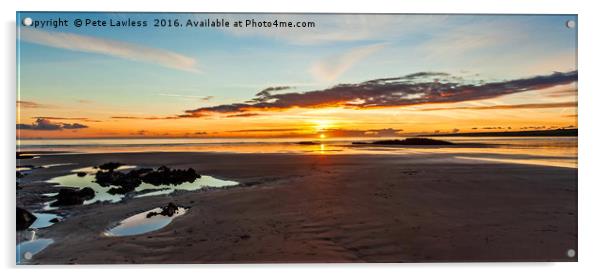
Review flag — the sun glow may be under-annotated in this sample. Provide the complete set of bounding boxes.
[312,119,335,133]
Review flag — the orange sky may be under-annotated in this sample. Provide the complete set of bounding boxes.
[17,83,577,139]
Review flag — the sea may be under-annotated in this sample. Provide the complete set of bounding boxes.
[17,136,577,169]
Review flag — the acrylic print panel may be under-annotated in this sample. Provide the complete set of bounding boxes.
[16,12,577,264]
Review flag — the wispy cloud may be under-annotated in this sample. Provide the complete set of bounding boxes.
[324,128,403,137]
[17,118,88,131]
[111,116,180,120]
[17,100,51,109]
[20,29,200,73]
[180,71,577,118]
[225,113,261,118]
[421,101,577,111]
[157,93,214,101]
[541,89,577,98]
[33,116,101,122]
[310,43,386,82]
[227,128,303,133]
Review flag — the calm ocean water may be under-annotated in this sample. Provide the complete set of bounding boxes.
[17,136,577,168]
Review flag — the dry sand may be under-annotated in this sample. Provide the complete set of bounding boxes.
[16,152,577,263]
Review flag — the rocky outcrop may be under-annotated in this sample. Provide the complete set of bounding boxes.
[51,187,95,206]
[369,138,455,145]
[146,202,181,218]
[17,207,37,230]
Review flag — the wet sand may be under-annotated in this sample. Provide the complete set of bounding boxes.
[17,152,577,263]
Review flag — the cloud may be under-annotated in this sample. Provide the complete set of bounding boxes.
[111,116,180,120]
[254,86,292,97]
[324,128,403,137]
[227,128,303,133]
[310,43,387,82]
[541,89,577,98]
[420,101,577,111]
[17,118,88,131]
[34,116,101,122]
[157,94,213,101]
[181,70,577,118]
[225,113,261,118]
[224,127,404,137]
[17,100,50,109]
[20,29,200,73]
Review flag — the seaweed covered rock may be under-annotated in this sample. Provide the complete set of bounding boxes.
[97,168,152,194]
[370,138,454,145]
[146,202,181,218]
[93,163,200,195]
[98,162,123,171]
[17,207,37,230]
[51,187,95,206]
[141,166,200,186]
[96,169,145,187]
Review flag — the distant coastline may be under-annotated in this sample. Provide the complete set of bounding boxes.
[428,128,577,137]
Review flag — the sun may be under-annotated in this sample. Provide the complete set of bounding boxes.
[319,134,326,139]
[311,119,334,133]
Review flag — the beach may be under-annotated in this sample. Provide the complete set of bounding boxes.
[16,150,577,263]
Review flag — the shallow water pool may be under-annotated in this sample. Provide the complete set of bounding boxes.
[104,207,187,236]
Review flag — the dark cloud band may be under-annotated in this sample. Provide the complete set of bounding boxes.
[181,71,577,117]
[17,118,88,131]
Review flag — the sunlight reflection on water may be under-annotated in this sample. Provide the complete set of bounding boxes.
[20,137,576,168]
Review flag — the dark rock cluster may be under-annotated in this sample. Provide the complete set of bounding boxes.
[94,164,200,195]
[17,207,37,230]
[51,187,95,206]
[355,138,455,145]
[97,162,123,171]
[146,202,181,218]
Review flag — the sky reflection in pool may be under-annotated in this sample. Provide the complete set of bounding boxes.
[105,207,187,236]
[30,213,62,229]
[16,230,54,264]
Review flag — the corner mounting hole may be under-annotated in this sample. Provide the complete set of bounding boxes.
[566,20,576,29]
[567,249,576,258]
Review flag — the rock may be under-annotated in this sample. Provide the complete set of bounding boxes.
[49,218,60,223]
[93,164,200,195]
[17,207,37,230]
[146,211,159,218]
[51,187,96,206]
[52,189,84,206]
[370,138,454,145]
[161,202,179,217]
[98,162,123,171]
[95,170,125,186]
[76,172,86,177]
[79,187,95,198]
[146,202,181,218]
[141,166,200,186]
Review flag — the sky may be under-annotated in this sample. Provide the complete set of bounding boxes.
[16,13,578,139]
